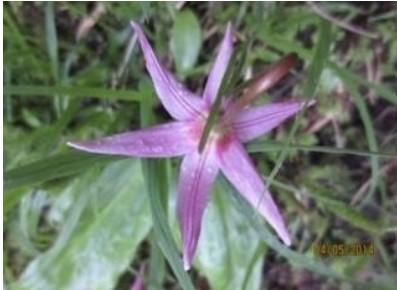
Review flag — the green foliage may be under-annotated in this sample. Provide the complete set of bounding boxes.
[12,160,152,290]
[4,2,397,290]
[265,18,332,189]
[171,10,202,75]
[195,184,265,290]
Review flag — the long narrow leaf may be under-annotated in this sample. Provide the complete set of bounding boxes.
[198,41,249,152]
[195,183,265,290]
[257,31,397,105]
[142,160,195,290]
[5,85,146,102]
[266,19,332,188]
[140,89,195,290]
[247,141,396,159]
[4,152,121,191]
[223,177,394,289]
[220,177,346,280]
[45,2,59,82]
[307,188,385,235]
[334,66,380,205]
[272,178,386,235]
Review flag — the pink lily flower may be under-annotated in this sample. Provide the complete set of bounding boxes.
[68,21,311,270]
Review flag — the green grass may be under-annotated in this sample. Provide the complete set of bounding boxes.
[4,2,397,290]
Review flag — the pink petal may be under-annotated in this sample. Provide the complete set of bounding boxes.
[131,266,145,290]
[232,101,313,142]
[67,121,199,157]
[217,138,291,245]
[177,143,219,270]
[203,23,234,105]
[131,21,206,121]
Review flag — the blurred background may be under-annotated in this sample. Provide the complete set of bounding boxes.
[3,2,397,290]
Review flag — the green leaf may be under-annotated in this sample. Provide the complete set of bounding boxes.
[265,19,332,189]
[195,183,265,290]
[13,159,152,290]
[3,7,43,73]
[198,40,252,153]
[171,10,202,74]
[142,160,195,290]
[308,188,384,235]
[220,178,395,289]
[247,140,396,159]
[4,151,121,191]
[277,167,386,235]
[302,19,332,98]
[148,234,166,290]
[256,30,397,105]
[198,91,223,152]
[328,63,397,105]
[219,177,346,280]
[333,66,381,204]
[45,2,59,82]
[139,85,195,290]
[4,85,147,102]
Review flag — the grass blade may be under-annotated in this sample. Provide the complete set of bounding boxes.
[302,19,332,98]
[4,152,120,192]
[45,2,59,82]
[5,85,146,102]
[247,141,396,159]
[198,93,222,152]
[266,19,332,188]
[142,160,195,290]
[328,63,397,105]
[224,177,395,289]
[307,187,385,235]
[220,177,346,280]
[272,178,386,235]
[257,31,397,105]
[148,234,166,290]
[140,89,195,290]
[195,183,265,290]
[334,66,380,205]
[198,39,251,152]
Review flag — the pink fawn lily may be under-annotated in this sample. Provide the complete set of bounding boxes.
[68,21,311,270]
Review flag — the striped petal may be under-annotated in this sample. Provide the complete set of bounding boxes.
[131,21,206,120]
[233,101,313,142]
[68,121,199,157]
[203,23,234,105]
[177,143,219,270]
[217,138,291,245]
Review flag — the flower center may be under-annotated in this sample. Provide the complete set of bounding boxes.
[196,109,235,152]
[208,121,233,142]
